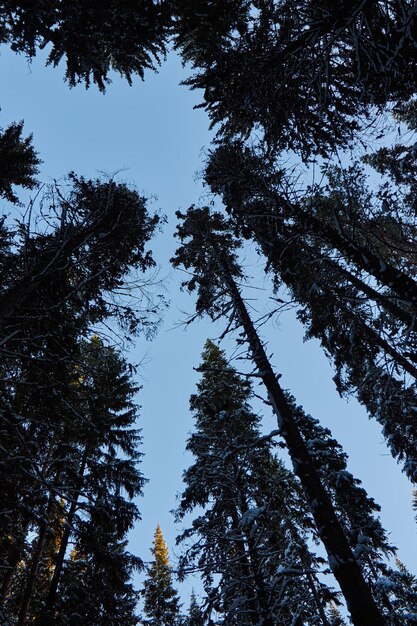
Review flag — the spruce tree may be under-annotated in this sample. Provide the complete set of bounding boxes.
[0,1,170,90]
[172,205,412,625]
[176,339,336,625]
[0,121,40,203]
[34,337,145,625]
[187,591,205,626]
[0,175,159,602]
[173,1,417,157]
[204,141,417,483]
[172,0,417,487]
[1,337,146,625]
[141,525,182,626]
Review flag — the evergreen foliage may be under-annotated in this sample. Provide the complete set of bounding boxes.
[176,340,336,625]
[0,0,171,90]
[0,174,161,623]
[326,603,347,626]
[172,205,417,624]
[2,3,417,625]
[1,337,145,625]
[173,1,417,156]
[141,525,182,626]
[204,139,417,483]
[186,591,205,626]
[0,121,40,203]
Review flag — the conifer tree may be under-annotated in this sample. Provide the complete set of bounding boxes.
[204,141,417,483]
[1,337,146,625]
[0,121,40,203]
[187,591,205,626]
[141,525,182,626]
[173,1,417,157]
[172,0,417,488]
[176,339,336,625]
[172,205,409,625]
[0,175,159,603]
[0,1,171,90]
[51,501,141,626]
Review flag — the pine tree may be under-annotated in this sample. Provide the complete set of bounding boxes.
[34,337,145,625]
[141,525,182,626]
[173,1,417,157]
[0,121,40,203]
[51,503,141,626]
[176,339,336,625]
[0,175,159,590]
[172,0,417,487]
[0,1,170,90]
[204,141,417,483]
[1,337,146,625]
[172,205,390,625]
[187,591,205,626]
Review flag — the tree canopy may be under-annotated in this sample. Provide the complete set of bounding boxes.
[2,2,417,624]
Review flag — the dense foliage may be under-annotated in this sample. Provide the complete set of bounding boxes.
[2,1,417,624]
[0,0,170,89]
[176,340,337,625]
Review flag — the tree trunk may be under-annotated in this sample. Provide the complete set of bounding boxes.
[16,453,63,626]
[218,253,385,626]
[229,471,275,626]
[35,445,89,625]
[17,519,49,626]
[306,573,332,626]
[234,196,417,321]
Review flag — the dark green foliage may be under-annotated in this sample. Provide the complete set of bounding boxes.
[173,206,417,624]
[172,206,243,319]
[187,592,205,626]
[173,1,417,156]
[0,175,161,623]
[0,1,171,90]
[176,340,337,625]
[55,538,140,626]
[204,140,417,483]
[0,121,40,203]
[2,337,145,625]
[0,174,160,334]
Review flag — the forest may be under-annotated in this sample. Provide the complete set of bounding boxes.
[1,1,417,625]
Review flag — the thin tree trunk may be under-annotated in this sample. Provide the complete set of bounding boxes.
[2,435,62,602]
[229,506,274,626]
[1,519,30,601]
[217,251,385,626]
[35,445,89,625]
[17,518,49,626]
[306,573,332,626]
[16,450,63,626]
[247,206,417,329]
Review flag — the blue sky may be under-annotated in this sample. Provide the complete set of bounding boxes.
[1,44,415,611]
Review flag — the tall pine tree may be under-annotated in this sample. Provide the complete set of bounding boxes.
[176,339,336,625]
[172,205,417,625]
[2,337,146,625]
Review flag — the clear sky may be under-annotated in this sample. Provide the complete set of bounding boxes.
[0,43,415,612]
